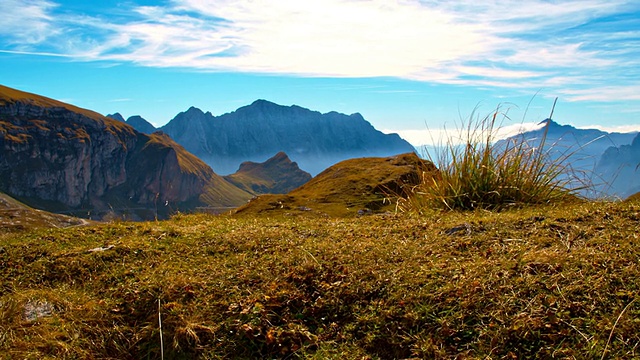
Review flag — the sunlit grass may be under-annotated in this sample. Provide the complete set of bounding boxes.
[2,200,640,358]
[405,102,584,211]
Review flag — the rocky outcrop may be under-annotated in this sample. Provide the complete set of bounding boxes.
[224,152,312,195]
[0,84,249,220]
[160,100,415,175]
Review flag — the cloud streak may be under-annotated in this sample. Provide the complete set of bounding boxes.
[0,0,58,44]
[385,122,547,147]
[2,0,639,103]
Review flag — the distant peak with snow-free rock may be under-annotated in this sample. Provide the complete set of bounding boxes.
[160,100,415,175]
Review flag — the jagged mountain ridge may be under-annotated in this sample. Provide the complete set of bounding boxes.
[159,100,415,175]
[0,84,251,220]
[223,152,312,195]
[497,119,637,197]
[107,112,157,134]
[594,133,640,199]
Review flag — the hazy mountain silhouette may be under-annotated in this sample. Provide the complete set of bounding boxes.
[594,133,640,199]
[159,100,415,175]
[496,119,637,197]
[107,113,157,134]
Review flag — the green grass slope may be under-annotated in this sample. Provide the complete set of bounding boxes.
[1,200,640,358]
[0,191,89,231]
[233,152,436,217]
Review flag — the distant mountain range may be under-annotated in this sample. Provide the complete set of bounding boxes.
[594,133,640,199]
[112,100,415,175]
[107,112,157,134]
[498,119,638,198]
[6,82,638,222]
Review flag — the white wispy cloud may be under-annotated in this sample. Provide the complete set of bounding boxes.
[578,124,640,133]
[384,122,545,147]
[0,0,58,44]
[2,0,639,103]
[561,85,640,102]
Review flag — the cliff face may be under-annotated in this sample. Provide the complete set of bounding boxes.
[161,100,416,175]
[0,85,246,219]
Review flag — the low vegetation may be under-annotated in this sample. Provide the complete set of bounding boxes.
[2,198,640,359]
[3,101,639,358]
[407,103,580,211]
[233,153,436,217]
[0,192,89,231]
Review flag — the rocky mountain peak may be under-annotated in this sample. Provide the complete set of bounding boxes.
[126,115,156,134]
[160,100,415,175]
[106,112,125,122]
[537,118,571,132]
[183,106,206,118]
[224,152,312,195]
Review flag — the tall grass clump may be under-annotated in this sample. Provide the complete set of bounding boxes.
[410,101,582,211]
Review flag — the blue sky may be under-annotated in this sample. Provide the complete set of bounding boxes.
[1,0,640,146]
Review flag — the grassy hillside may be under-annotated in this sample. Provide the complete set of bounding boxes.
[234,152,436,217]
[0,192,89,231]
[1,199,640,358]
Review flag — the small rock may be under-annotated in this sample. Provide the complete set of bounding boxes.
[87,245,115,252]
[357,208,373,216]
[23,301,54,322]
[445,223,472,236]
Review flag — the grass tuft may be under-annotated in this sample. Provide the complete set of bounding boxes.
[405,102,583,211]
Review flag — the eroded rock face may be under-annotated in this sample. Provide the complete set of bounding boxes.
[0,90,213,219]
[1,104,134,208]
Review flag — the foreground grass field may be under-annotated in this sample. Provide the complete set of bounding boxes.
[2,199,640,359]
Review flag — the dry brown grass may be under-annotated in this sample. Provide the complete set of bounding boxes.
[233,153,436,217]
[2,198,640,358]
[407,103,582,212]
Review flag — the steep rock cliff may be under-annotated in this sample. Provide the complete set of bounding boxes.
[0,85,250,219]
